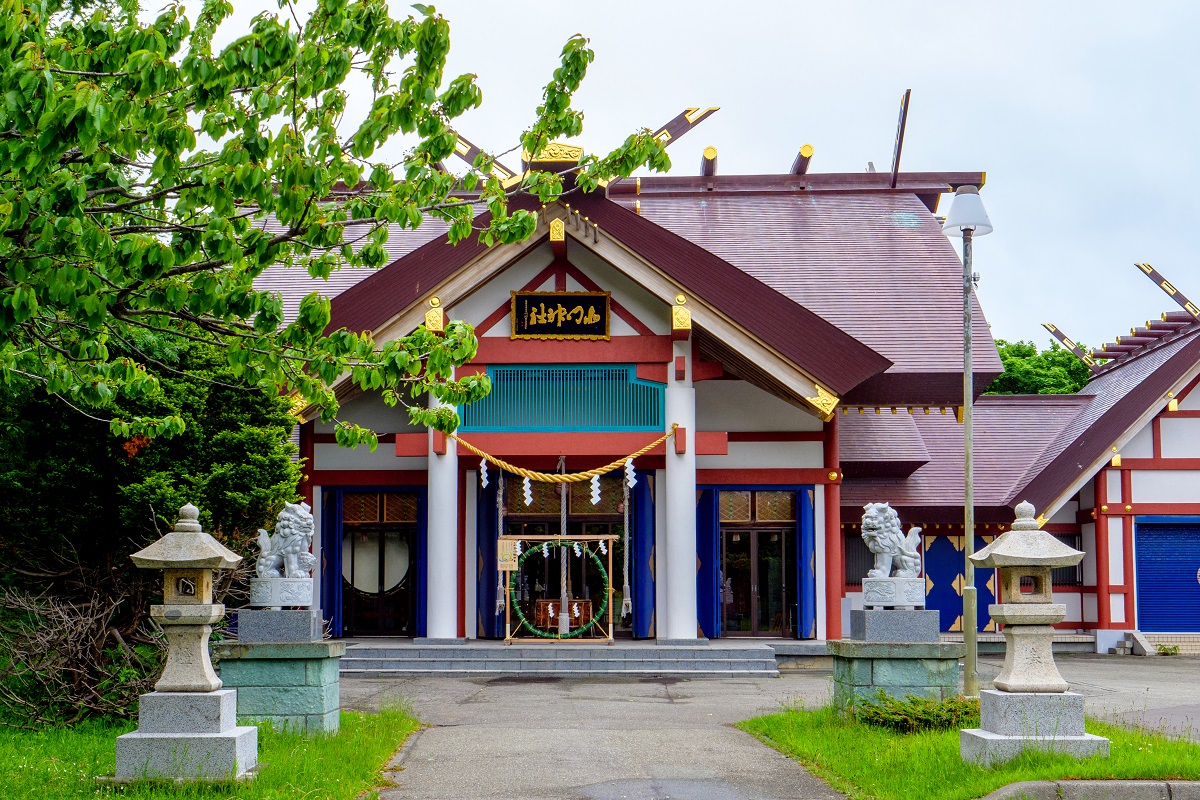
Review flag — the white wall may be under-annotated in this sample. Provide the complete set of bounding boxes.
[1131,470,1200,503]
[316,391,425,434]
[697,441,823,470]
[313,444,426,471]
[1052,591,1082,622]
[695,380,822,432]
[1081,522,1097,585]
[1079,479,1095,510]
[1049,501,1078,525]
[1108,517,1124,585]
[1106,470,1123,504]
[448,244,553,336]
[1123,422,1155,458]
[1161,417,1200,458]
[568,247,671,335]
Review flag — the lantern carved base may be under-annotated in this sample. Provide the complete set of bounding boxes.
[961,691,1109,767]
[115,690,258,781]
[990,603,1069,693]
[153,618,223,693]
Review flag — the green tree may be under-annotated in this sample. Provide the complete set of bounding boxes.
[0,330,301,590]
[0,332,300,723]
[0,0,670,447]
[985,339,1094,395]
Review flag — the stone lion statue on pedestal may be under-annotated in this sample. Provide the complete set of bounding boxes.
[255,501,317,578]
[861,502,922,578]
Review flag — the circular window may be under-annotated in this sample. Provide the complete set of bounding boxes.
[341,530,410,593]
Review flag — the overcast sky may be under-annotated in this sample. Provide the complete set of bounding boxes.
[221,1,1200,351]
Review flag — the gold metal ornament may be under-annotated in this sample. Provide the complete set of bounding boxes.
[803,384,839,417]
[425,296,444,333]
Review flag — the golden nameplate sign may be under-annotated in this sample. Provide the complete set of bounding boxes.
[510,291,610,340]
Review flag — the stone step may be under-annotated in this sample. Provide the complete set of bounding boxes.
[344,645,775,659]
[340,657,778,672]
[339,642,781,677]
[341,667,779,678]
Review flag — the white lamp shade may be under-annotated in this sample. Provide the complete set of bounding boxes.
[942,186,993,236]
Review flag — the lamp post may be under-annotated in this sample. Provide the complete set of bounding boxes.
[942,185,993,698]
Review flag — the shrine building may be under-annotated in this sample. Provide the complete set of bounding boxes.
[262,125,1200,649]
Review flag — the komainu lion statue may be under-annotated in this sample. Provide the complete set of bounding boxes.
[861,502,922,578]
[256,501,317,578]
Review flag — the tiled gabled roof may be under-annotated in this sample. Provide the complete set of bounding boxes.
[1017,324,1200,514]
[614,185,1002,405]
[840,394,1089,523]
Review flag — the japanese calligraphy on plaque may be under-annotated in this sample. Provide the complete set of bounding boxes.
[497,538,519,571]
[510,291,610,340]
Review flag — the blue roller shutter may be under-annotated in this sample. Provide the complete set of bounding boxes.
[1135,522,1200,632]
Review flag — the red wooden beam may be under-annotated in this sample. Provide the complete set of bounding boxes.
[452,431,727,458]
[474,336,672,364]
[692,361,724,381]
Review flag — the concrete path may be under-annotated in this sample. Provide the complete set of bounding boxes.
[340,653,1200,799]
[342,670,841,800]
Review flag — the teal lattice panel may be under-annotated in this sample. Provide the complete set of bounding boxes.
[461,365,664,432]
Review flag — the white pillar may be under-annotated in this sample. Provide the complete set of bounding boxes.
[426,395,459,639]
[663,338,698,640]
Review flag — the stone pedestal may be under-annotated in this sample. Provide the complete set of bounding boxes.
[248,577,314,608]
[115,690,257,780]
[862,577,926,608]
[851,609,940,643]
[961,690,1110,766]
[214,641,346,735]
[236,608,323,643]
[829,640,964,711]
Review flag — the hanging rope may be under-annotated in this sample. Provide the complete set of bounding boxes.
[449,423,678,483]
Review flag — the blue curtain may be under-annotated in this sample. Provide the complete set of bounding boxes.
[320,490,343,637]
[695,488,721,638]
[476,478,501,638]
[798,487,817,639]
[632,472,656,638]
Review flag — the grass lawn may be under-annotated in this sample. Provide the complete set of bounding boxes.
[739,706,1200,800]
[0,706,419,799]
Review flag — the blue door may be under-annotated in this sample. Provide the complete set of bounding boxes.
[923,532,998,633]
[1136,522,1200,632]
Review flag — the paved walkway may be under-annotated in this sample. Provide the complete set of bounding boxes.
[340,654,1200,799]
[342,670,840,800]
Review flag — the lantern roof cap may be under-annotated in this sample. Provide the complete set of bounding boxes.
[130,503,243,571]
[970,501,1084,568]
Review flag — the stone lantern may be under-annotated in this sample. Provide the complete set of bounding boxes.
[960,501,1108,766]
[115,503,258,781]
